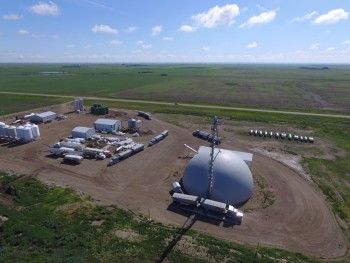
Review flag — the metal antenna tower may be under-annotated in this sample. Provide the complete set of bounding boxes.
[207,116,220,198]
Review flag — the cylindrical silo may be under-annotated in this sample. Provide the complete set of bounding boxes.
[0,122,5,137]
[22,126,34,142]
[2,125,9,137]
[16,125,24,140]
[128,118,136,129]
[7,126,17,139]
[135,120,142,129]
[31,124,40,138]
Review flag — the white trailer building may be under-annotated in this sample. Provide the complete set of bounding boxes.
[72,126,95,139]
[30,111,57,123]
[94,118,122,132]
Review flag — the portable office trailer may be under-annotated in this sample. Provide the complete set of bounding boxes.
[30,111,57,123]
[72,127,95,139]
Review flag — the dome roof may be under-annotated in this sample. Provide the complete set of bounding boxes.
[182,146,253,205]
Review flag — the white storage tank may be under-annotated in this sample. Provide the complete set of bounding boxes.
[0,122,5,137]
[7,126,17,139]
[16,125,24,139]
[31,124,40,138]
[135,120,142,129]
[2,125,9,137]
[22,126,34,142]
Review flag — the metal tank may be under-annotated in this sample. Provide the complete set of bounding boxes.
[7,126,17,139]
[31,124,40,138]
[128,118,136,129]
[21,126,34,141]
[182,146,254,206]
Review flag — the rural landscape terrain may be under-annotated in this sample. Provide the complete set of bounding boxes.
[0,64,350,262]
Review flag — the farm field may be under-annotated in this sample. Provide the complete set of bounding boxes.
[0,63,350,262]
[0,63,350,113]
[0,102,349,262]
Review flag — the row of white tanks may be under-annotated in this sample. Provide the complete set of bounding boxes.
[0,122,40,141]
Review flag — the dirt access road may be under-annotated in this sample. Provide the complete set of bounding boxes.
[0,104,347,259]
[1,91,350,119]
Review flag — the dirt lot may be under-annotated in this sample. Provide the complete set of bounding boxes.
[0,104,347,259]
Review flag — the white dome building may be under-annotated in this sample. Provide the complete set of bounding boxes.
[182,146,253,205]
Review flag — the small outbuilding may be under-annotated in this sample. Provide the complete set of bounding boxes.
[94,118,122,132]
[72,126,95,139]
[30,111,57,123]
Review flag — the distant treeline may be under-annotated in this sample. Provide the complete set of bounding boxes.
[299,66,330,70]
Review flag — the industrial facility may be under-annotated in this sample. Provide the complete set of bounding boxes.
[72,126,95,139]
[171,116,252,224]
[0,122,40,142]
[94,118,122,132]
[30,111,57,123]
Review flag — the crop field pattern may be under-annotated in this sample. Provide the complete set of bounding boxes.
[0,64,350,112]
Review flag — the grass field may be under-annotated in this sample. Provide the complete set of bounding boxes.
[0,94,69,116]
[0,172,327,263]
[0,63,349,113]
[1,64,350,261]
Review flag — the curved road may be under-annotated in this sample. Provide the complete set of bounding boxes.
[1,91,350,119]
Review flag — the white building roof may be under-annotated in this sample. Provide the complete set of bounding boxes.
[94,118,119,125]
[72,126,93,133]
[35,111,56,118]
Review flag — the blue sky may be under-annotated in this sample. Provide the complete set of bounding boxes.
[1,0,350,63]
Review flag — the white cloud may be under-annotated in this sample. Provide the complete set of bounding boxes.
[123,27,136,33]
[240,10,276,28]
[326,47,335,52]
[18,29,29,35]
[162,36,173,41]
[201,46,210,52]
[192,4,239,28]
[110,40,123,45]
[309,43,321,50]
[290,11,318,23]
[65,44,75,48]
[341,40,350,45]
[29,1,60,16]
[313,9,348,24]
[3,14,23,20]
[178,25,196,32]
[247,42,258,48]
[92,24,118,34]
[152,25,162,36]
[137,40,152,49]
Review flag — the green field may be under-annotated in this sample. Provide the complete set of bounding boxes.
[0,172,327,263]
[1,64,350,261]
[0,94,69,116]
[1,64,349,113]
